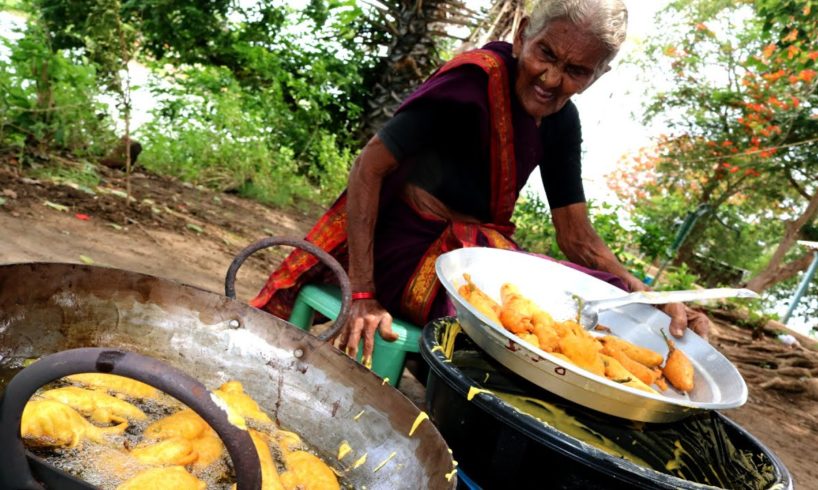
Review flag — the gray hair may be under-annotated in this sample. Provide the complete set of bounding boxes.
[525,0,628,58]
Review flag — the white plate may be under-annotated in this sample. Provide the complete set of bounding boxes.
[435,247,747,422]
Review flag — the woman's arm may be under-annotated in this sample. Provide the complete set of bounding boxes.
[551,203,707,338]
[551,202,644,291]
[342,136,400,362]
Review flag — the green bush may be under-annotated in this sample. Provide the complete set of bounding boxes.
[655,263,700,291]
[0,19,116,160]
[137,61,359,208]
[512,193,565,259]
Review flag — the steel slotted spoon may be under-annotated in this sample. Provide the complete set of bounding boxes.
[577,288,760,330]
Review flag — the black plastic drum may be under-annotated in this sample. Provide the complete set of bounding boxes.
[421,318,792,490]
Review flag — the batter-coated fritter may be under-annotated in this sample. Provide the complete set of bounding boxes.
[131,437,198,466]
[143,409,224,468]
[40,386,146,424]
[214,380,273,424]
[662,330,695,392]
[251,430,286,490]
[280,450,340,490]
[600,336,664,368]
[498,283,536,334]
[558,333,605,377]
[601,346,660,386]
[459,274,503,325]
[65,373,159,399]
[116,466,205,490]
[601,355,657,394]
[21,399,126,448]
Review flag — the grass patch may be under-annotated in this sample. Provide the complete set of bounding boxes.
[29,161,101,192]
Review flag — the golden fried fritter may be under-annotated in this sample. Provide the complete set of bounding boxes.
[214,381,273,424]
[601,346,660,386]
[600,336,663,368]
[142,409,224,468]
[40,386,146,424]
[21,399,126,448]
[116,466,205,490]
[144,409,208,441]
[65,373,159,399]
[558,333,605,377]
[131,438,198,466]
[459,274,503,325]
[280,451,340,490]
[662,331,695,392]
[600,355,658,394]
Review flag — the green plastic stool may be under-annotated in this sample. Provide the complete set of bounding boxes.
[288,284,422,388]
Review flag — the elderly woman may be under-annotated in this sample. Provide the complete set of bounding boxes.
[251,0,711,362]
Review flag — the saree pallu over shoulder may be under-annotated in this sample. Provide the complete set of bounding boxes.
[250,49,519,323]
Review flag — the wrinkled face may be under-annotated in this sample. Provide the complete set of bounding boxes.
[513,17,612,122]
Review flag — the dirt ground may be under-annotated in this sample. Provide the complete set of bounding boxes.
[1,162,817,489]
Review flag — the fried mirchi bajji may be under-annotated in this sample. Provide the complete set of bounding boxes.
[662,329,695,393]
[458,275,694,393]
[20,374,343,489]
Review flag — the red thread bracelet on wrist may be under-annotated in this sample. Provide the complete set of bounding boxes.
[351,291,376,301]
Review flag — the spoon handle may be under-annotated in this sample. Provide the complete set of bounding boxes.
[586,288,759,312]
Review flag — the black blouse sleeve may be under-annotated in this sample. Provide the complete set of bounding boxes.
[539,101,586,209]
[376,104,440,162]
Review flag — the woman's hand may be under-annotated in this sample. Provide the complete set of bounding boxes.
[659,303,711,340]
[337,299,400,365]
[343,135,401,365]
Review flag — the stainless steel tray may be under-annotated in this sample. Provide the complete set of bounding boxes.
[435,247,747,423]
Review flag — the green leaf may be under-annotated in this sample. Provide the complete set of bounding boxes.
[186,223,204,234]
[79,255,95,265]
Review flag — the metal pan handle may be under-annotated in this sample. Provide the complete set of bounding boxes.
[0,348,262,490]
[225,237,351,342]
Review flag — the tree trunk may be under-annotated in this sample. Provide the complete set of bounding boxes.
[360,0,452,139]
[745,252,815,292]
[673,213,712,265]
[745,190,818,292]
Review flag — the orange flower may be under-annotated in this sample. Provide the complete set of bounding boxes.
[799,69,817,83]
[768,96,785,109]
[787,45,799,59]
[762,43,776,59]
[809,52,818,61]
[791,96,800,108]
[762,69,786,83]
[782,29,798,43]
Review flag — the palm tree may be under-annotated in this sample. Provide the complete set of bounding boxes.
[460,0,525,51]
[357,0,483,138]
